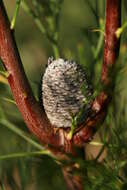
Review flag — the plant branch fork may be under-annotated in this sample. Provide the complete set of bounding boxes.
[0,0,121,153]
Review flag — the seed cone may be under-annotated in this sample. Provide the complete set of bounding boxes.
[42,58,92,128]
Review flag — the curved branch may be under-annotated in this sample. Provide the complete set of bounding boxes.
[0,0,121,152]
[73,0,121,146]
[0,1,68,151]
[0,2,121,190]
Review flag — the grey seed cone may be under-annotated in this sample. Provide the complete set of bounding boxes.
[42,58,92,128]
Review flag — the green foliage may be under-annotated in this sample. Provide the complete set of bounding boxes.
[0,0,127,189]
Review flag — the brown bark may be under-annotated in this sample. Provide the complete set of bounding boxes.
[0,0,71,152]
[73,0,121,147]
[0,0,121,189]
[0,0,121,151]
[0,0,121,152]
[63,166,83,190]
[101,0,121,85]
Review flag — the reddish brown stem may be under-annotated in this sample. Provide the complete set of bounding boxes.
[0,1,121,189]
[0,1,68,151]
[101,0,121,85]
[0,0,121,153]
[73,0,121,146]
[62,166,83,190]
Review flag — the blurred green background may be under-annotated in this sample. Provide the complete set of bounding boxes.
[0,0,127,189]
